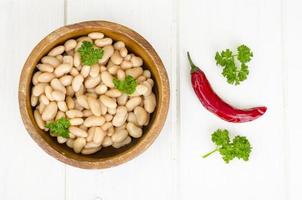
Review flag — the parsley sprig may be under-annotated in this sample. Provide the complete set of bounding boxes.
[78,41,103,66]
[215,44,253,85]
[202,129,252,163]
[45,117,71,138]
[113,75,137,95]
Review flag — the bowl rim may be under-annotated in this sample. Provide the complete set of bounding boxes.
[18,20,170,169]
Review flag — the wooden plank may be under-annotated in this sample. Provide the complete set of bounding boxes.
[284,0,302,199]
[65,0,177,200]
[0,0,65,200]
[179,0,286,199]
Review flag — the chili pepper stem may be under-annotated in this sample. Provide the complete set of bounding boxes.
[202,148,219,158]
[187,52,199,72]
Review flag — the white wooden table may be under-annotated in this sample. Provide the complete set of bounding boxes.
[1,0,302,199]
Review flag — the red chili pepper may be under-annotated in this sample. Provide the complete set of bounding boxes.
[187,52,267,123]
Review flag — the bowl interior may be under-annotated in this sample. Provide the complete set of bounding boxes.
[21,22,167,166]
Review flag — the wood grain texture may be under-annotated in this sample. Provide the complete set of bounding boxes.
[2,0,302,199]
[0,0,65,200]
[179,0,286,200]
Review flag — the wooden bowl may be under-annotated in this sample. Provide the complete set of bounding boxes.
[18,21,170,169]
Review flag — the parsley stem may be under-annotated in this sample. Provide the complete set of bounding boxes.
[202,148,219,158]
[187,52,199,72]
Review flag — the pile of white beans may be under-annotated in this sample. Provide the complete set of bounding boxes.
[31,32,156,155]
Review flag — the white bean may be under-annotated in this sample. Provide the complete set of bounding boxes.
[50,78,66,93]
[42,102,58,121]
[99,45,114,64]
[131,56,143,67]
[71,74,84,92]
[57,101,68,112]
[70,68,79,76]
[119,47,128,57]
[126,67,143,79]
[113,41,125,50]
[32,71,42,85]
[144,93,156,113]
[54,63,72,77]
[73,137,86,153]
[70,118,84,126]
[63,55,74,66]
[59,75,73,86]
[90,64,100,77]
[51,90,65,101]
[38,102,46,114]
[93,127,106,144]
[66,110,83,118]
[127,112,137,125]
[102,136,113,147]
[56,136,67,144]
[117,69,126,80]
[34,110,45,129]
[112,136,131,148]
[88,32,104,39]
[80,65,90,78]
[41,56,60,67]
[101,122,112,131]
[66,96,75,109]
[31,95,38,106]
[81,147,101,154]
[73,52,81,67]
[143,70,151,78]
[39,94,49,105]
[127,122,142,138]
[69,126,88,137]
[108,65,120,75]
[112,129,128,143]
[95,38,112,47]
[83,109,93,117]
[104,114,113,122]
[134,106,148,126]
[44,85,54,101]
[32,83,46,96]
[76,95,89,109]
[84,75,101,89]
[87,127,95,142]
[100,95,117,109]
[37,63,54,72]
[120,61,132,69]
[55,111,65,121]
[48,45,65,56]
[83,116,105,127]
[87,96,101,116]
[56,55,63,62]
[95,84,108,94]
[126,97,142,111]
[112,106,128,127]
[84,142,101,149]
[64,39,77,51]
[105,89,122,98]
[101,71,114,88]
[66,139,75,148]
[110,51,123,65]
[66,86,74,96]
[108,107,116,115]
[117,94,128,105]
[100,101,108,115]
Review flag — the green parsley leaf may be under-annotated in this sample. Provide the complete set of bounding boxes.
[202,129,252,163]
[77,41,103,65]
[215,44,253,85]
[45,117,71,138]
[113,75,137,95]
